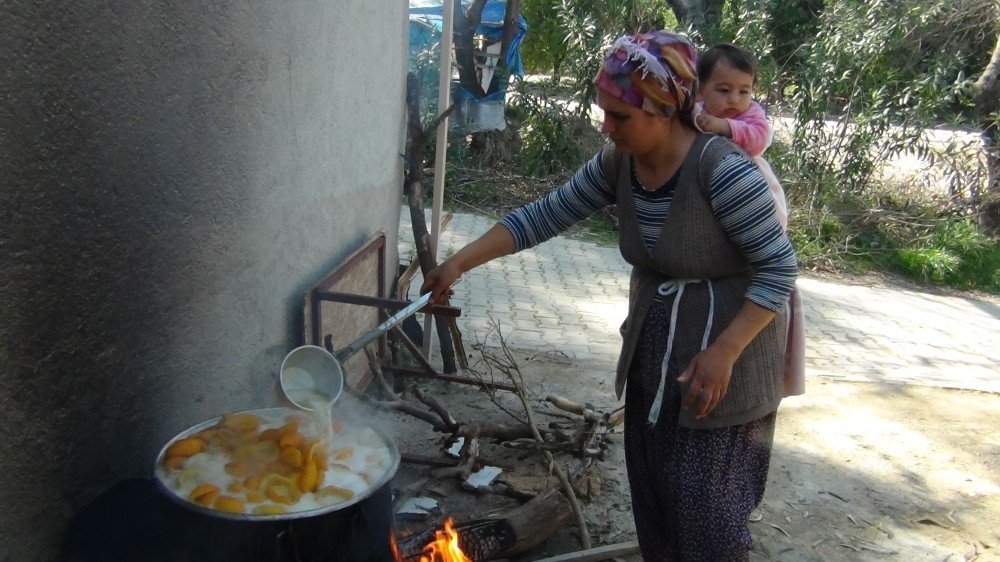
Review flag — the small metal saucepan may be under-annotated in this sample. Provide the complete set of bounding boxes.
[279,291,434,410]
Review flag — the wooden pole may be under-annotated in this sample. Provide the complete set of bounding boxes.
[423,0,455,360]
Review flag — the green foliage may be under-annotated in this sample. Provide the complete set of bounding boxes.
[765,135,999,292]
[506,79,607,175]
[782,185,1000,292]
[717,0,994,207]
[435,0,1000,293]
[788,0,983,196]
[580,215,620,245]
[893,219,1000,291]
[520,0,670,113]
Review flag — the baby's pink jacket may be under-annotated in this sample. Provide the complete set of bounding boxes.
[695,101,773,157]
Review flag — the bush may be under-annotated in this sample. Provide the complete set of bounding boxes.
[520,0,671,116]
[724,0,993,204]
[507,80,607,176]
[894,219,1000,291]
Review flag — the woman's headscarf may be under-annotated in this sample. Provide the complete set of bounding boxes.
[594,31,697,117]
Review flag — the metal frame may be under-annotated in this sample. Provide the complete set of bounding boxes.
[309,233,514,393]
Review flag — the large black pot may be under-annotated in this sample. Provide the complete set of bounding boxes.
[148,408,401,562]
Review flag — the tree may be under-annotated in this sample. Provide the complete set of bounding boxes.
[975,30,1000,234]
[666,0,726,41]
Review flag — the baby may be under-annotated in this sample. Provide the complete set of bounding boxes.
[696,43,804,397]
[694,43,788,229]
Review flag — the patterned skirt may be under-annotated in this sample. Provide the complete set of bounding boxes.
[624,300,776,562]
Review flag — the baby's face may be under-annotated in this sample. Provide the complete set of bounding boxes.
[700,61,754,119]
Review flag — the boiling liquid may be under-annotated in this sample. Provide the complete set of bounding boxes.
[287,388,335,446]
[282,366,335,445]
[160,409,393,515]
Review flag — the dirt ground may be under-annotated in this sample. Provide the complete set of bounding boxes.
[376,346,1000,561]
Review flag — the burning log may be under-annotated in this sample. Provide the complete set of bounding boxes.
[398,488,571,561]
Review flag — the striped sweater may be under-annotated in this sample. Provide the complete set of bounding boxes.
[500,151,796,311]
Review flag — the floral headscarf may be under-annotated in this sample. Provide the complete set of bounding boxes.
[593,31,698,117]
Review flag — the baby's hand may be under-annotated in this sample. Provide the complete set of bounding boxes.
[696,113,731,137]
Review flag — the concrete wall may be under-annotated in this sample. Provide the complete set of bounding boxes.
[0,1,407,559]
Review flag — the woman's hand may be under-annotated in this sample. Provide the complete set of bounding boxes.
[676,300,778,419]
[420,260,463,304]
[676,340,740,418]
[419,223,517,304]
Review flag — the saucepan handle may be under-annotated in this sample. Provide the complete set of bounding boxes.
[333,291,434,363]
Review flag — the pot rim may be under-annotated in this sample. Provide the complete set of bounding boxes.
[152,407,400,522]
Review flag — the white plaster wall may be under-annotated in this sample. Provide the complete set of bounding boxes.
[0,1,407,558]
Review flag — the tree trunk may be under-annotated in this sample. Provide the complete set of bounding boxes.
[665,0,726,42]
[403,73,458,374]
[453,0,489,99]
[975,30,1000,235]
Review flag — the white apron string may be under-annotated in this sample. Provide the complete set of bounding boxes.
[647,278,715,425]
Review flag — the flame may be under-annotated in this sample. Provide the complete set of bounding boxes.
[390,531,404,561]
[418,518,471,562]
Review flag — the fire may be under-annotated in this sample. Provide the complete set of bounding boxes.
[418,518,471,562]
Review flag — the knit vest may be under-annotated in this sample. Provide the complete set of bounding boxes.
[603,134,787,429]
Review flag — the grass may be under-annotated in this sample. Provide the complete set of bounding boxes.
[783,184,1000,293]
[891,218,1000,291]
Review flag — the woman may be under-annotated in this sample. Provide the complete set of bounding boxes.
[422,31,797,561]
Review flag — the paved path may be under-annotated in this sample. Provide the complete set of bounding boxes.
[400,211,1000,394]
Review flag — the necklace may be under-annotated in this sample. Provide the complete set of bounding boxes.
[631,160,660,192]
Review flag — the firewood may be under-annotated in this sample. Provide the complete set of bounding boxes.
[607,408,625,428]
[470,322,592,550]
[496,474,561,497]
[411,384,460,432]
[465,423,553,442]
[545,394,606,424]
[395,432,481,510]
[399,488,571,561]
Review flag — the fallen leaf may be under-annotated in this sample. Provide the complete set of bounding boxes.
[917,516,958,532]
[822,490,849,502]
[853,540,897,555]
[769,523,791,538]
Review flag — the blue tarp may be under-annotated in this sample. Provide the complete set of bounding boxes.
[408,0,528,78]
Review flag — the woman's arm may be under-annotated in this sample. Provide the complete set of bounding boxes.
[421,223,515,303]
[500,151,615,250]
[680,152,797,417]
[420,149,614,302]
[422,150,615,302]
[711,153,797,311]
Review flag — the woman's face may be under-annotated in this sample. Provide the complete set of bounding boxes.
[597,89,669,156]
